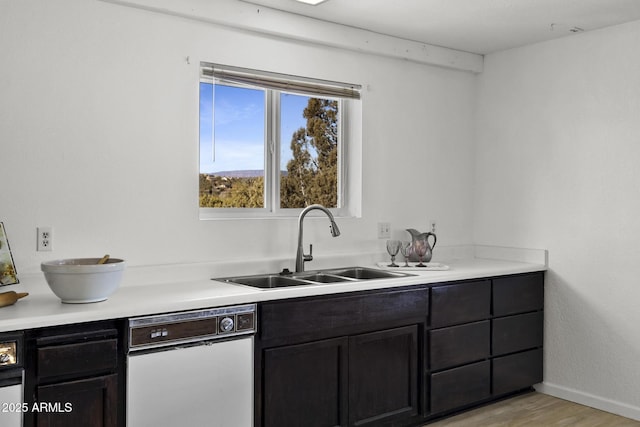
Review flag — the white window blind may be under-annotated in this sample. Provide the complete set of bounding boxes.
[200,63,361,100]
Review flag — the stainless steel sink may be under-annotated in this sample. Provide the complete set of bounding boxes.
[323,267,408,280]
[219,275,311,289]
[214,267,414,289]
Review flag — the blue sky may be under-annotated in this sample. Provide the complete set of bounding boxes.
[199,83,309,174]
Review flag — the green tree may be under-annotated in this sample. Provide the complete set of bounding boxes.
[281,98,338,208]
[199,176,264,208]
[226,177,264,208]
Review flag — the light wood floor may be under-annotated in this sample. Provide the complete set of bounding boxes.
[425,392,640,426]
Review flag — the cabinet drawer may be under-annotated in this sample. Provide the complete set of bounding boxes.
[37,338,118,380]
[260,287,428,344]
[430,360,490,414]
[430,321,490,371]
[492,312,543,356]
[493,273,544,316]
[493,348,543,395]
[431,281,491,328]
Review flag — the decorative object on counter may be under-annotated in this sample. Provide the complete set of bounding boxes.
[0,222,18,286]
[376,261,450,271]
[0,291,28,307]
[41,257,125,303]
[385,240,401,267]
[399,241,411,267]
[406,228,437,265]
[413,239,428,267]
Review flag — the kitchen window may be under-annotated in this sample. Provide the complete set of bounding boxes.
[199,63,361,219]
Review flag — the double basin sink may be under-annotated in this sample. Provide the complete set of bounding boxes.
[215,267,415,289]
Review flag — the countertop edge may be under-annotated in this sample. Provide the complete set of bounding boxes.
[0,256,547,333]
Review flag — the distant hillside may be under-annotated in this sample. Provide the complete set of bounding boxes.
[211,170,263,178]
[209,170,288,178]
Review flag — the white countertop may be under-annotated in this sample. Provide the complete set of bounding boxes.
[0,246,547,333]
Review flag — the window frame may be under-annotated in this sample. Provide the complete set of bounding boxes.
[199,63,360,219]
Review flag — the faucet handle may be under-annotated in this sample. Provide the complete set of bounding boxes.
[304,244,313,262]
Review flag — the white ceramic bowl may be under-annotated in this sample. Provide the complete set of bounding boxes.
[41,258,125,303]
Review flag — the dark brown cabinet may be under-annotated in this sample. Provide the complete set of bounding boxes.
[430,280,491,328]
[427,271,544,417]
[492,311,543,356]
[493,273,544,316]
[348,326,419,426]
[491,272,544,397]
[256,287,428,427]
[263,337,348,427]
[24,321,125,427]
[493,348,543,395]
[256,270,544,427]
[428,281,492,416]
[429,321,490,371]
[36,374,118,427]
[430,361,491,414]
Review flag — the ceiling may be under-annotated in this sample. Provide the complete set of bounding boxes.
[240,0,640,54]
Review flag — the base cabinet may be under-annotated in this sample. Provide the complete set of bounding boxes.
[491,273,544,398]
[24,321,125,427]
[256,271,544,427]
[257,287,428,427]
[426,272,544,419]
[262,326,419,427]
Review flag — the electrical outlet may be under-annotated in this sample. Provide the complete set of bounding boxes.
[429,220,437,234]
[37,226,53,252]
[377,222,391,239]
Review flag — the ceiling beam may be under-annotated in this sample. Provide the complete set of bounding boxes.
[99,0,484,73]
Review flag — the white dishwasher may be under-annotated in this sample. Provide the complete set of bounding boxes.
[127,304,256,427]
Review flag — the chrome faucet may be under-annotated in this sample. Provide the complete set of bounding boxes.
[295,204,341,272]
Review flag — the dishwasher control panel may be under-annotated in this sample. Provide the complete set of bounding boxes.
[128,304,256,351]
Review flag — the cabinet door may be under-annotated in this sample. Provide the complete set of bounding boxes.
[431,281,491,328]
[430,321,490,371]
[36,374,117,427]
[263,337,348,427]
[430,361,490,415]
[348,326,419,427]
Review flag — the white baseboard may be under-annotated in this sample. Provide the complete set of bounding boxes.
[536,382,640,422]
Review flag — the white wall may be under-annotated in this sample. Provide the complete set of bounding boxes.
[0,0,476,274]
[475,21,640,418]
[4,0,640,419]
